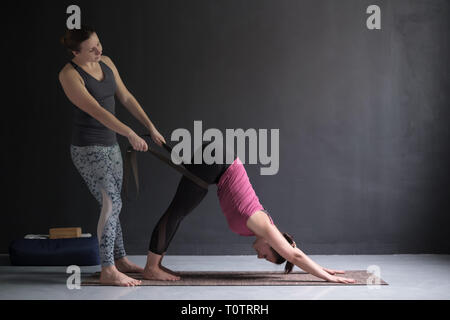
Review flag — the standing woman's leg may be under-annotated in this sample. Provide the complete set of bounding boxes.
[107,144,126,261]
[70,143,141,286]
[108,144,144,273]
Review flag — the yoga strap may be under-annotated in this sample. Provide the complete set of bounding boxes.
[123,135,209,200]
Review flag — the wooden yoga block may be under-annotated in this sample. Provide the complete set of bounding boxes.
[49,227,82,239]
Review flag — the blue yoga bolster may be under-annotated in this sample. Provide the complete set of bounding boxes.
[9,237,100,266]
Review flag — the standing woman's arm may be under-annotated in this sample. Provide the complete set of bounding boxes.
[101,55,166,146]
[58,67,148,151]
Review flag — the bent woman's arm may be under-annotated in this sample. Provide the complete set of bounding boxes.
[248,212,355,283]
[262,224,335,281]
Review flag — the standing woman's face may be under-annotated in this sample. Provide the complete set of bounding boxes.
[73,32,103,62]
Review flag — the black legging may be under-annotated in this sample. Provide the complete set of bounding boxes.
[149,142,233,254]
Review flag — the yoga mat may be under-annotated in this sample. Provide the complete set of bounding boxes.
[81,270,388,286]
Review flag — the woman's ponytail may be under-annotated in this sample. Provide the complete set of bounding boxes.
[282,233,296,274]
[270,232,297,274]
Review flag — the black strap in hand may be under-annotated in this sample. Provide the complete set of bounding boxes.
[123,135,209,201]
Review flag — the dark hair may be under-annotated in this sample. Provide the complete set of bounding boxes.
[60,25,96,55]
[270,232,296,274]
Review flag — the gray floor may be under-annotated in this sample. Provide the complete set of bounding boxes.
[0,254,449,300]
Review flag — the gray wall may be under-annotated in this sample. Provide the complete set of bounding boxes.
[2,0,449,255]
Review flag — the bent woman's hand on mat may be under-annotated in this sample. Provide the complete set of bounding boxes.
[127,130,148,151]
[326,275,356,284]
[322,267,346,275]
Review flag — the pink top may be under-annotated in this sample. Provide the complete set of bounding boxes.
[217,157,274,236]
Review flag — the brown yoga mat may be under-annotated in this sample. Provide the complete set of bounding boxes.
[81,270,388,286]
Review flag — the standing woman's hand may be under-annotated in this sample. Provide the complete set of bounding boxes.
[127,131,148,152]
[149,127,166,147]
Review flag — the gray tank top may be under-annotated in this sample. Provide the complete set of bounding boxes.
[69,60,118,146]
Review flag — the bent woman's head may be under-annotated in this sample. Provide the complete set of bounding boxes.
[252,232,296,274]
[60,25,102,62]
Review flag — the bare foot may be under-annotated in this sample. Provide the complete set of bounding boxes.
[100,265,142,287]
[115,257,145,274]
[143,266,181,281]
[159,263,180,277]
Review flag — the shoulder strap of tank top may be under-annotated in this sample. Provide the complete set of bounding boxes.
[70,60,107,71]
[69,61,78,69]
[123,135,209,201]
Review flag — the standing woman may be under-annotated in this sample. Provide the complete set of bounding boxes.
[59,26,165,286]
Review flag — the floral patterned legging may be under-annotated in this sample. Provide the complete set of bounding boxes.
[70,143,127,267]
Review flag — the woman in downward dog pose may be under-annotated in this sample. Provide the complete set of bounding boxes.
[143,142,356,284]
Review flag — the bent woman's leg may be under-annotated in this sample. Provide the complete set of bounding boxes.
[148,141,231,254]
[149,177,208,254]
[144,142,234,280]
